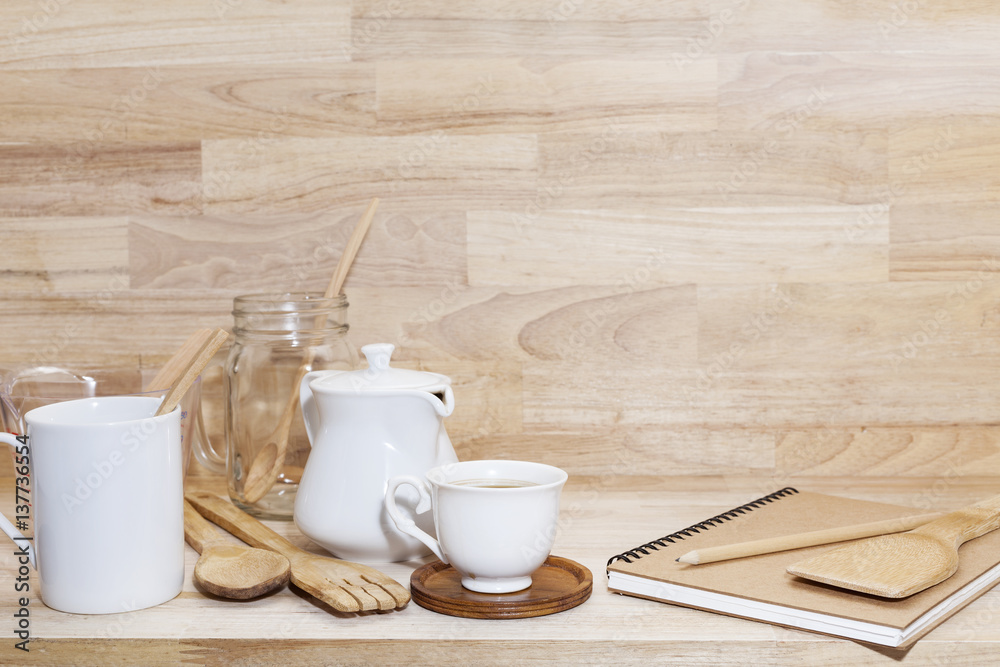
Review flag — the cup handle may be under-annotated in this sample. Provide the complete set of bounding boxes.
[384,475,446,562]
[0,433,35,568]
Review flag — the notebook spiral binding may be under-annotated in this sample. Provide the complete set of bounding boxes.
[606,487,799,566]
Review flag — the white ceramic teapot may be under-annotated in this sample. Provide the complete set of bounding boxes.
[294,343,458,562]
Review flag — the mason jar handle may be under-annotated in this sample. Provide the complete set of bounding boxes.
[384,475,445,562]
[190,399,225,474]
[0,433,36,568]
[185,349,227,474]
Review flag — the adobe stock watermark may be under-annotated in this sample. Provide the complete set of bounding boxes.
[550,249,669,360]
[513,116,625,234]
[716,85,830,201]
[383,76,497,194]
[520,443,635,564]
[341,0,401,61]
[887,256,1000,371]
[545,0,582,25]
[30,268,129,366]
[178,106,292,221]
[60,417,159,513]
[59,67,165,172]
[397,278,464,347]
[846,124,957,242]
[879,0,923,40]
[673,0,752,71]
[682,287,796,401]
[214,0,243,20]
[4,0,72,57]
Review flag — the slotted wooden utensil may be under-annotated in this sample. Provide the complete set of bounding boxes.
[155,329,229,417]
[787,494,1000,598]
[144,329,213,393]
[185,491,409,612]
[184,500,291,599]
[241,197,379,504]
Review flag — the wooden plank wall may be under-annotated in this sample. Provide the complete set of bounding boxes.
[2,0,1000,479]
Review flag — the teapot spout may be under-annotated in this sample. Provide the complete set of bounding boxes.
[424,385,455,417]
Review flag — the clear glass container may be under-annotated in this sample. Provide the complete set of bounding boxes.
[222,292,357,520]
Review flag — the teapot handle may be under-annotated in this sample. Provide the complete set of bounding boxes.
[384,475,446,562]
[298,371,326,445]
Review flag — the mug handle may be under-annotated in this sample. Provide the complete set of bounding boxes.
[0,433,35,568]
[384,475,446,562]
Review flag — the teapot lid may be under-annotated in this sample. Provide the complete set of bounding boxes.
[312,343,451,392]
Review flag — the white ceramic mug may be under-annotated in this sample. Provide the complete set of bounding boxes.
[385,460,568,593]
[0,396,184,614]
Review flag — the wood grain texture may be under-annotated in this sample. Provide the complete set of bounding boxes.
[697,282,1000,371]
[2,478,1000,663]
[0,143,201,217]
[377,58,718,133]
[468,207,888,286]
[350,19,702,61]
[2,0,1000,509]
[6,2,1000,656]
[0,0,352,69]
[0,217,129,290]
[777,426,1000,477]
[0,64,376,142]
[201,135,538,213]
[720,52,1000,131]
[787,495,1000,598]
[409,556,592,619]
[890,203,1000,281]
[538,129,888,207]
[351,0,710,22]
[128,207,465,289]
[716,0,1000,54]
[889,123,1000,204]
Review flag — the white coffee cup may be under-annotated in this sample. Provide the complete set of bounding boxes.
[385,460,567,593]
[0,396,184,614]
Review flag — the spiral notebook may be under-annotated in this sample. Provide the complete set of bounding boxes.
[607,488,1000,648]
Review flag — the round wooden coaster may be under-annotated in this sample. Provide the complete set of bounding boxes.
[409,555,592,619]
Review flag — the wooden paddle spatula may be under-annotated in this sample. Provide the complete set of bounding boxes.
[787,494,1000,598]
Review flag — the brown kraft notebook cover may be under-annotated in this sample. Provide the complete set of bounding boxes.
[606,488,1000,648]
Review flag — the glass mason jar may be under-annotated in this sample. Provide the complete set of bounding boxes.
[219,292,357,520]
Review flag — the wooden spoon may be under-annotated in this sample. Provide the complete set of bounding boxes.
[154,329,229,417]
[187,491,409,612]
[184,500,291,599]
[241,198,379,504]
[787,494,1000,598]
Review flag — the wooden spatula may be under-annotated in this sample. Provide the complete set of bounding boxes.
[154,329,229,417]
[185,491,410,612]
[145,329,213,393]
[787,494,1000,598]
[184,500,291,599]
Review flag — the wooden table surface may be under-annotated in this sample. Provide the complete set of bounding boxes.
[2,475,999,666]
